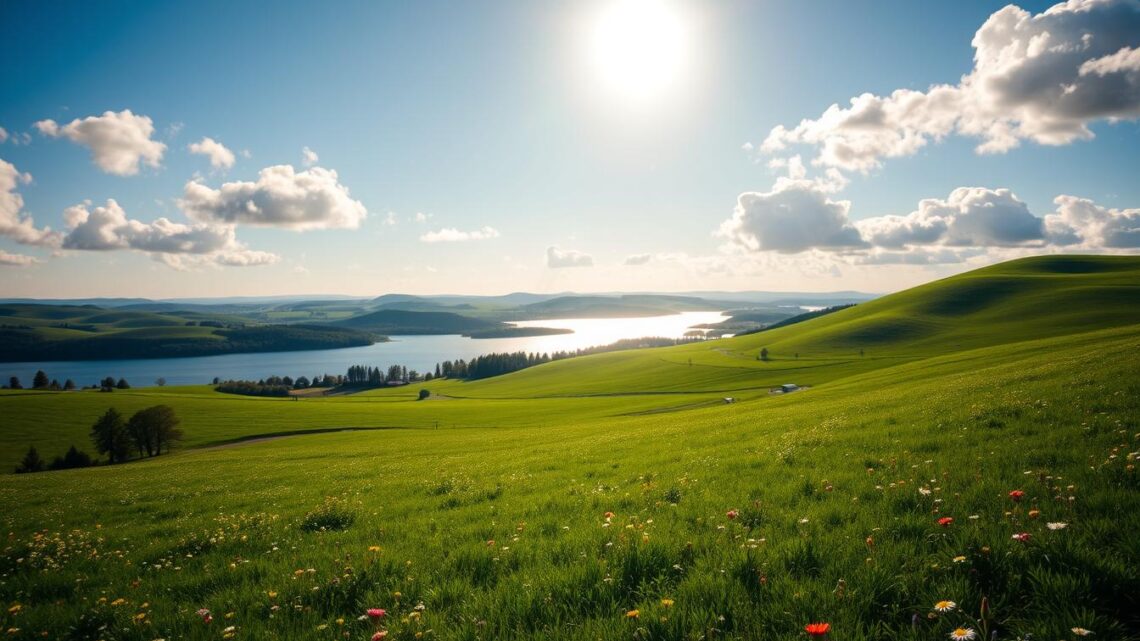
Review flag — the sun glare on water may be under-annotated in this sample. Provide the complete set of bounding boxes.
[585,0,691,105]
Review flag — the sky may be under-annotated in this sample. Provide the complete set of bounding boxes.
[1,0,1139,298]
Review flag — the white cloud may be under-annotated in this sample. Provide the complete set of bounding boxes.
[0,159,60,247]
[857,188,1046,249]
[419,226,500,243]
[302,146,319,167]
[624,253,652,265]
[0,250,39,267]
[179,165,367,230]
[383,211,398,226]
[762,1,1140,171]
[717,179,866,253]
[35,109,167,176]
[0,127,6,144]
[61,199,277,268]
[1044,195,1140,248]
[188,137,236,170]
[414,212,432,223]
[546,246,594,268]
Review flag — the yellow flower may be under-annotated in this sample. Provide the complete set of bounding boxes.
[111,598,127,607]
[369,545,381,552]
[1071,628,1094,637]
[267,591,277,598]
[626,609,640,619]
[660,598,674,608]
[952,556,967,563]
[336,618,344,626]
[5,605,19,615]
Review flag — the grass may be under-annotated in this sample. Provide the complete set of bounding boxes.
[0,255,1138,640]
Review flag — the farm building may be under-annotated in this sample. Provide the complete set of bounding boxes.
[779,384,799,393]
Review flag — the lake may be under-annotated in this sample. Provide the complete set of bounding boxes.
[2,311,729,388]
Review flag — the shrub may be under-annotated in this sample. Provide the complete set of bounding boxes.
[301,498,356,532]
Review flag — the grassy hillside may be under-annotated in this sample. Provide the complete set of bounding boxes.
[1,255,1138,640]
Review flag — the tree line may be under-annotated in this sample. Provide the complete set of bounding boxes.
[4,369,131,392]
[15,405,182,474]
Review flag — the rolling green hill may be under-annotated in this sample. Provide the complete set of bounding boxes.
[1,255,1138,641]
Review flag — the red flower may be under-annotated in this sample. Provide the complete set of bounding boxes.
[1008,490,1025,502]
[604,511,615,520]
[805,622,831,636]
[938,517,954,527]
[1011,532,1031,543]
[726,509,739,520]
[366,608,386,620]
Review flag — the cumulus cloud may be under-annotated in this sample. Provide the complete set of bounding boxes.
[718,179,866,253]
[546,246,594,268]
[419,226,500,243]
[0,159,60,247]
[414,212,432,223]
[0,250,39,267]
[762,1,1140,171]
[35,109,167,176]
[624,253,652,265]
[61,199,277,268]
[188,137,236,170]
[1044,195,1140,247]
[0,127,6,144]
[857,188,1047,249]
[179,165,367,230]
[302,146,319,167]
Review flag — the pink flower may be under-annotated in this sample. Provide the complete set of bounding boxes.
[1011,532,1031,543]
[726,509,739,520]
[196,608,212,623]
[371,632,388,641]
[366,608,386,620]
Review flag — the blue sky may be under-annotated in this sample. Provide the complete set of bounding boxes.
[2,0,1138,297]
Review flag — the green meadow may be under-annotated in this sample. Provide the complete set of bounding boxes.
[1,255,1139,640]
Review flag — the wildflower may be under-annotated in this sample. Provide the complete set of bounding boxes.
[660,598,674,607]
[726,510,739,520]
[371,632,388,641]
[1071,627,1094,636]
[948,627,977,640]
[952,556,967,563]
[366,608,386,621]
[937,517,953,527]
[804,622,830,636]
[1011,532,1031,542]
[919,487,932,496]
[1047,522,1068,530]
[267,591,277,599]
[1009,490,1025,502]
[626,610,640,619]
[368,546,381,552]
[934,600,956,612]
[196,608,213,624]
[604,511,615,520]
[111,598,127,607]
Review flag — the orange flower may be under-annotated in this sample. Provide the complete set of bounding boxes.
[937,517,954,527]
[626,609,640,619]
[1008,490,1025,502]
[805,622,830,636]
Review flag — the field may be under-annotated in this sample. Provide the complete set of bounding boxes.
[1,256,1138,640]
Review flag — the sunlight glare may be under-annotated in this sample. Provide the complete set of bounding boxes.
[586,0,690,105]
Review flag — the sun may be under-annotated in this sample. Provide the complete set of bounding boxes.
[585,0,691,105]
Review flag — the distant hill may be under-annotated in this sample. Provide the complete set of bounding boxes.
[333,309,502,334]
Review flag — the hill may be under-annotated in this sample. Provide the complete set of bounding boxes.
[0,255,1138,640]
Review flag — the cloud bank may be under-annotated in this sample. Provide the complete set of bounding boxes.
[0,159,60,247]
[35,110,167,176]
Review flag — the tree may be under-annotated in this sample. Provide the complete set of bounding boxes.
[91,408,131,463]
[100,376,116,391]
[15,446,44,473]
[49,445,93,471]
[64,379,76,391]
[418,389,431,401]
[32,370,49,389]
[155,377,166,387]
[759,347,770,361]
[116,378,131,390]
[128,405,182,457]
[9,376,22,390]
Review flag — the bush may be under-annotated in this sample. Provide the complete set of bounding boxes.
[419,388,431,400]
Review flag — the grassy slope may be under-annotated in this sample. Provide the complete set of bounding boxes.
[0,255,1138,640]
